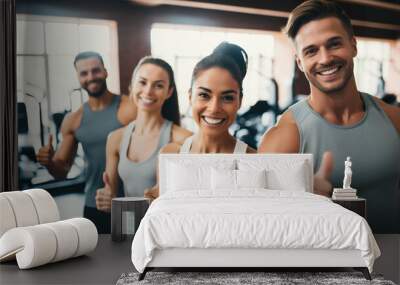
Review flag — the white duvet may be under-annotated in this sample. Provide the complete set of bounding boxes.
[131,190,380,273]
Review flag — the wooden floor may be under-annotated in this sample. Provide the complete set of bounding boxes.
[0,235,398,284]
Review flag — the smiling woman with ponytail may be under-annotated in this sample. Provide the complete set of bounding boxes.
[144,42,256,200]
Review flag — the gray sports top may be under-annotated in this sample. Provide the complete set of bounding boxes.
[180,135,248,154]
[118,120,173,197]
[289,92,400,233]
[75,95,124,207]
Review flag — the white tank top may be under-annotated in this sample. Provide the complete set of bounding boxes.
[179,135,248,154]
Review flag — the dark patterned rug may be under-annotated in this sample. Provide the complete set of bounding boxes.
[117,271,396,285]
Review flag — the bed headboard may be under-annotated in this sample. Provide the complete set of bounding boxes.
[159,153,314,195]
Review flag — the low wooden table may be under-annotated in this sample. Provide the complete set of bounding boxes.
[111,197,150,242]
[332,198,366,218]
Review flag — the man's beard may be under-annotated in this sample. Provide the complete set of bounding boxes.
[83,79,107,98]
[308,60,354,95]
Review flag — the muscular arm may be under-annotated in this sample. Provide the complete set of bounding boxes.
[46,113,79,179]
[104,128,124,197]
[258,111,300,153]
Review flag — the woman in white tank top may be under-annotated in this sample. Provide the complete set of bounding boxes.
[145,42,256,200]
[95,57,192,212]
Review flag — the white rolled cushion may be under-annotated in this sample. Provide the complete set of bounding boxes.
[0,218,97,269]
[42,221,79,262]
[0,196,17,237]
[63,218,98,257]
[23,189,60,223]
[211,168,236,190]
[0,226,57,269]
[1,191,39,227]
[236,169,267,189]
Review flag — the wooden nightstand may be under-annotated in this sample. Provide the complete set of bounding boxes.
[332,198,366,218]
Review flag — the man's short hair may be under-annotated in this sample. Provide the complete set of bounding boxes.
[73,51,104,67]
[284,0,354,41]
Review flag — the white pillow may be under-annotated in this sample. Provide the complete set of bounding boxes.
[237,159,309,191]
[167,162,209,191]
[211,168,236,190]
[236,169,267,189]
[166,160,235,192]
[266,163,308,191]
[211,169,267,190]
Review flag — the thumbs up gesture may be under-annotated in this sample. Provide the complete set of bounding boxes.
[96,172,114,212]
[144,186,159,202]
[313,151,334,197]
[36,134,55,166]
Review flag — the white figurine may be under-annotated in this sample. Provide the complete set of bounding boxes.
[343,156,352,189]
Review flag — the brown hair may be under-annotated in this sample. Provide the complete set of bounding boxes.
[284,0,354,41]
[131,56,181,126]
[191,42,248,98]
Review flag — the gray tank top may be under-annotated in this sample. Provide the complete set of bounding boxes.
[179,135,248,154]
[118,120,173,197]
[75,95,124,207]
[289,92,400,233]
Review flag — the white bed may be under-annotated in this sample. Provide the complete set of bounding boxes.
[131,154,380,280]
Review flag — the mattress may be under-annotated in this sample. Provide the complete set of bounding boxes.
[131,190,380,273]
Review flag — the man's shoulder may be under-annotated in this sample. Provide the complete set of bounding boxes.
[119,94,133,106]
[119,94,129,102]
[370,95,400,134]
[278,110,298,125]
[268,111,300,141]
[62,107,84,133]
[258,111,300,153]
[286,96,313,124]
[118,94,137,125]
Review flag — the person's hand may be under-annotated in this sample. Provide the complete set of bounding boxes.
[96,172,113,212]
[144,187,159,202]
[36,134,54,167]
[313,151,334,197]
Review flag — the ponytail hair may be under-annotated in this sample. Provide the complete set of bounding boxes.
[190,42,248,97]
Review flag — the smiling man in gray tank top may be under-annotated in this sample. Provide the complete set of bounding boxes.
[36,51,137,233]
[259,0,400,233]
